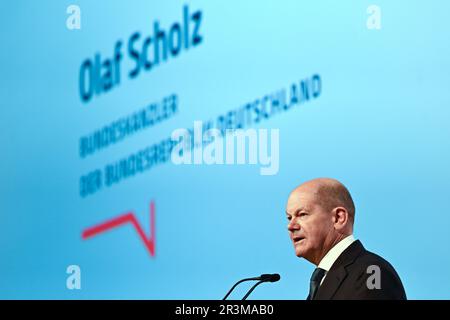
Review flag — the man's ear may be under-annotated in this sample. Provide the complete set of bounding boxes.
[333,207,349,231]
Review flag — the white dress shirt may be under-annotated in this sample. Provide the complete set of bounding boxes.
[317,234,356,285]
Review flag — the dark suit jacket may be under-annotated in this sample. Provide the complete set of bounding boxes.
[313,240,407,300]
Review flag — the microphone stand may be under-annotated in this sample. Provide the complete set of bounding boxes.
[242,280,265,300]
[222,276,260,300]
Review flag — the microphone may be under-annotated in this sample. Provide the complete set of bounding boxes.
[222,274,280,300]
[259,274,281,282]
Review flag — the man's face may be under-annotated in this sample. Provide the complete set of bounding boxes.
[286,187,334,264]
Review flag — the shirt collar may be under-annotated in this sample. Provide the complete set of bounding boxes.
[318,235,356,272]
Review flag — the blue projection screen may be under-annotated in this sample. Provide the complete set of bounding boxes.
[1,0,449,299]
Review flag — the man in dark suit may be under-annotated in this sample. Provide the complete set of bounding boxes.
[285,178,406,300]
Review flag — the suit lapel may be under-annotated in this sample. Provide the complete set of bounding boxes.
[314,266,348,300]
[313,240,365,300]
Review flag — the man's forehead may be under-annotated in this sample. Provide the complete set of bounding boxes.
[286,192,316,213]
[289,187,318,201]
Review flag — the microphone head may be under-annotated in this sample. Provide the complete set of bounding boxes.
[260,273,281,282]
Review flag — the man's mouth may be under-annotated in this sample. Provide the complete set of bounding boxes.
[292,236,305,243]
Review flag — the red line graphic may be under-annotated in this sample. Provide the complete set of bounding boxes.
[82,201,156,256]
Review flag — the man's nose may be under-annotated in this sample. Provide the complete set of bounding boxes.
[288,218,300,232]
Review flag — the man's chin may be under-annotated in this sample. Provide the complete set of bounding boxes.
[294,244,311,259]
[295,248,306,258]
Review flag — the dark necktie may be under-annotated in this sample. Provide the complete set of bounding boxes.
[307,267,327,300]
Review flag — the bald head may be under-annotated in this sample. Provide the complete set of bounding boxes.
[296,178,355,223]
